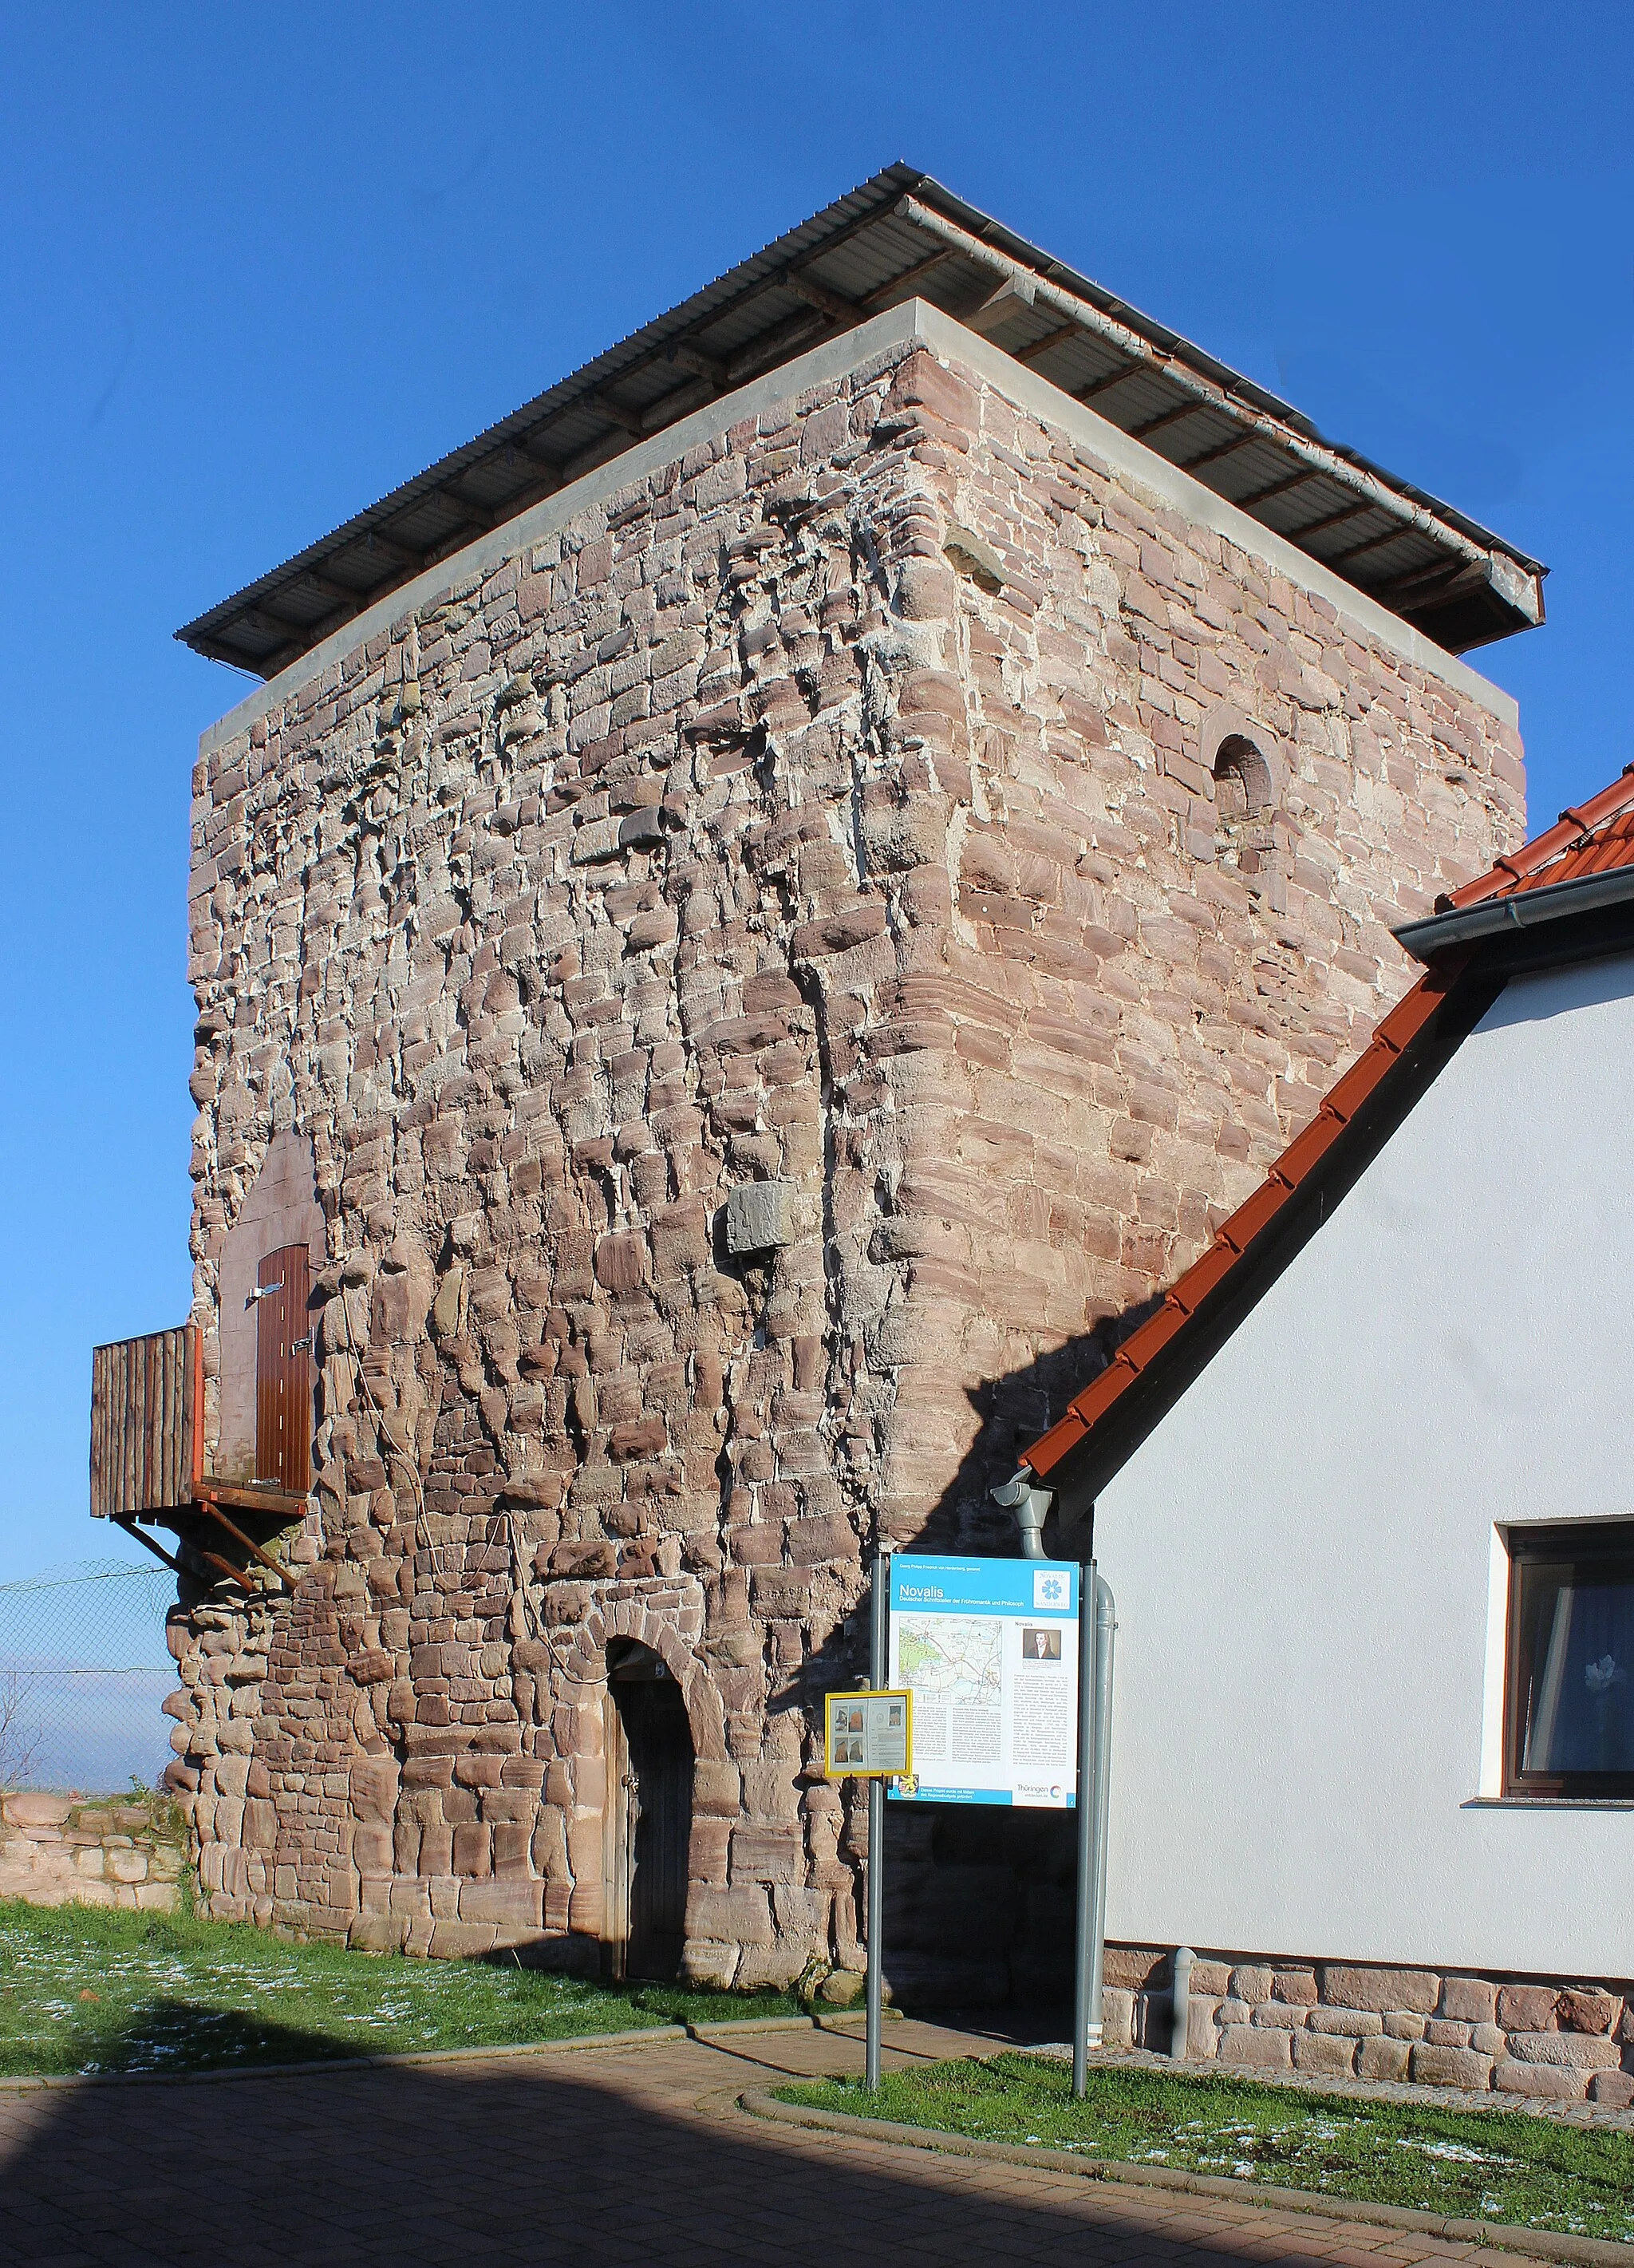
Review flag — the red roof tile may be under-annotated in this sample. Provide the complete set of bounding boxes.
[1024,766,1634,1484]
[1020,952,1462,1479]
[1439,765,1634,911]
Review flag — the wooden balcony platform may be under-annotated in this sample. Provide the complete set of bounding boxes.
[91,1325,306,1593]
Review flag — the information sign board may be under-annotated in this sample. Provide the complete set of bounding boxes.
[823,1689,913,1778]
[887,1556,1079,1808]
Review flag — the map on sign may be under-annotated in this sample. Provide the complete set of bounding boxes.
[896,1617,1002,1708]
[887,1556,1079,1810]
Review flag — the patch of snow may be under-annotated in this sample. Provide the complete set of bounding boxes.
[1395,2138,1508,2167]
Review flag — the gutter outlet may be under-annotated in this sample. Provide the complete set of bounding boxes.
[992,1470,1052,1559]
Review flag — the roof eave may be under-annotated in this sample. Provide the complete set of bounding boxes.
[1024,762,1634,1508]
[1395,868,1634,962]
[175,165,1547,681]
[1021,955,1489,1498]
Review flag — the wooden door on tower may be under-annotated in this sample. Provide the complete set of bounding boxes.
[603,1647,693,1982]
[255,1245,312,1495]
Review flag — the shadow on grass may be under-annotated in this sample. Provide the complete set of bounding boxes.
[0,1897,805,2081]
[79,1999,369,2077]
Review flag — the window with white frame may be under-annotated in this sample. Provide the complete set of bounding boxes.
[1506,1523,1634,1798]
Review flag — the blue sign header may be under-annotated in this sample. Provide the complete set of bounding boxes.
[888,1555,1077,1618]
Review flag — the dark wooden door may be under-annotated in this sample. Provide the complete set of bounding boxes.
[255,1244,312,1495]
[607,1656,693,1981]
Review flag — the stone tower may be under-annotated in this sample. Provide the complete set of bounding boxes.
[153,173,1532,1997]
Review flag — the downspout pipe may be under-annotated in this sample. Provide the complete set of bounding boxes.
[1072,1555,1097,2097]
[1072,1559,1119,2088]
[1085,1568,1116,2053]
[993,1469,1051,1559]
[1170,1945,1194,2060]
[994,1475,1116,2088]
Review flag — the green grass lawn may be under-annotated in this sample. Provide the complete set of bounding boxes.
[0,1897,799,2078]
[778,2053,1634,2244]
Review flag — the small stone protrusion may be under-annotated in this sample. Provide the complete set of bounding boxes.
[724,1181,799,1256]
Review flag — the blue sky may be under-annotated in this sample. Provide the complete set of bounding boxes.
[1,2,1629,1584]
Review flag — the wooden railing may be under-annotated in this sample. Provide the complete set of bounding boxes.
[89,1325,203,1520]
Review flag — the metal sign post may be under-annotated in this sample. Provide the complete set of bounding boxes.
[819,1557,906,2094]
[1072,1556,1099,2100]
[866,1548,888,2091]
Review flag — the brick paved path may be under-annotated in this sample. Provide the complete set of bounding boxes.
[0,2019,1526,2268]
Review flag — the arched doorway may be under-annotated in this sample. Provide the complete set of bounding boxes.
[602,1641,694,1981]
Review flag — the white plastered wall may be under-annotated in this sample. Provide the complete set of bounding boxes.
[1095,950,1634,1980]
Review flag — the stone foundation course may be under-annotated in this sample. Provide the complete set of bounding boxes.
[0,1789,187,1913]
[1106,1945,1634,2106]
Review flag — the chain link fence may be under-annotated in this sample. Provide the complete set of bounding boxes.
[0,1559,178,1795]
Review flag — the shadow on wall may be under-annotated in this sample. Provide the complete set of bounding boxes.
[801,1306,1158,2013]
[0,2010,1209,2268]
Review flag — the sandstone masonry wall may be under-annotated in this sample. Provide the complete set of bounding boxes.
[0,1789,187,1912]
[819,351,1524,1520]
[1105,1943,1634,2107]
[164,320,1525,1991]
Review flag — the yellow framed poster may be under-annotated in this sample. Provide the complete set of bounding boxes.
[824,1688,913,1778]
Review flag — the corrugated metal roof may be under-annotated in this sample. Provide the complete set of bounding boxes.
[177,164,1547,678]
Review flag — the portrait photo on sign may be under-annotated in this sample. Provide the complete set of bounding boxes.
[1021,1627,1062,1661]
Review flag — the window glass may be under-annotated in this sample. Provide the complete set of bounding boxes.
[1507,1526,1634,1796]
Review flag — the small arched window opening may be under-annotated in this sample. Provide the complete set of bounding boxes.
[1212,733,1274,873]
